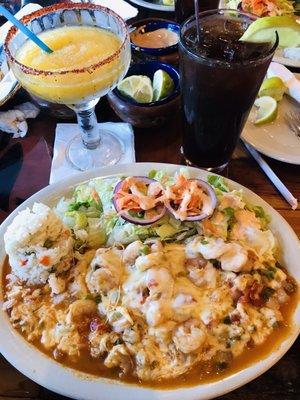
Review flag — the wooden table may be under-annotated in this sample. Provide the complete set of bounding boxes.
[0,2,299,399]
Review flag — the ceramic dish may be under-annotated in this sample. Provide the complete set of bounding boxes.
[107,61,180,127]
[128,0,174,12]
[0,162,299,400]
[242,76,300,165]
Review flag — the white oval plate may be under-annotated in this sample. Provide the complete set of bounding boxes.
[0,162,299,400]
[128,0,174,12]
[242,76,300,165]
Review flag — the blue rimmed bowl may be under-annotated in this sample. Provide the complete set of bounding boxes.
[107,61,181,128]
[130,18,180,56]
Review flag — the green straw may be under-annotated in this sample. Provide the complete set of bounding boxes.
[0,5,53,53]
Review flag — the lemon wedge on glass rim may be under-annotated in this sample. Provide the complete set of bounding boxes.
[253,96,278,126]
[240,16,300,47]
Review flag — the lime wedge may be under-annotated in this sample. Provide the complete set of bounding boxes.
[258,77,286,101]
[153,69,175,101]
[240,16,300,48]
[117,75,153,103]
[253,96,278,126]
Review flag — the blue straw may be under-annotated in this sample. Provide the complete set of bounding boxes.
[0,5,53,53]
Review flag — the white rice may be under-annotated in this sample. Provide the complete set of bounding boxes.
[4,203,74,285]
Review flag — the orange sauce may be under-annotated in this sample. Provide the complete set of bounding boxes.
[1,256,299,389]
[131,28,179,49]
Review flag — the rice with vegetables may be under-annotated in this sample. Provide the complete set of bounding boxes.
[4,203,73,285]
[2,170,297,383]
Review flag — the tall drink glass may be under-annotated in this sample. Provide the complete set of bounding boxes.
[175,0,220,24]
[179,9,278,172]
[4,3,131,171]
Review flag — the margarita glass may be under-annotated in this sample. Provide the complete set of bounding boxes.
[4,3,131,170]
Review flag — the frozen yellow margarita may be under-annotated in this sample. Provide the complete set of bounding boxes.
[14,26,125,104]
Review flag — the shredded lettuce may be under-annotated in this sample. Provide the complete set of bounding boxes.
[71,185,102,213]
[147,169,174,186]
[90,177,119,212]
[207,175,229,193]
[108,222,157,245]
[55,171,239,249]
[65,211,88,229]
[148,168,190,186]
[154,224,178,240]
[86,218,107,248]
[246,205,271,230]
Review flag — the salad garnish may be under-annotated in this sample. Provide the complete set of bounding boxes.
[113,174,218,224]
[113,176,166,225]
[164,175,218,221]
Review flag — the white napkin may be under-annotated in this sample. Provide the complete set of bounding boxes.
[267,62,300,104]
[0,3,42,44]
[49,122,136,184]
[70,0,138,20]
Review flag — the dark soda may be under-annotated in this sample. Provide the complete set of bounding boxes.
[175,0,220,24]
[179,10,278,171]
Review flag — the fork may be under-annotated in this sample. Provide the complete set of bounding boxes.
[285,111,300,139]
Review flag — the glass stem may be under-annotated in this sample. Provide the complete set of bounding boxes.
[76,106,100,150]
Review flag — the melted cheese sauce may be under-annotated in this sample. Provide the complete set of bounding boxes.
[1,256,298,388]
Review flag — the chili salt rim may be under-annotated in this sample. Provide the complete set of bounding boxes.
[4,2,130,77]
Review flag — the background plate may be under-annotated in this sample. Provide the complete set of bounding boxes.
[242,78,300,165]
[128,0,174,12]
[273,48,300,69]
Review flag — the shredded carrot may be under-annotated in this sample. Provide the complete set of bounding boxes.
[39,256,50,266]
[241,0,294,16]
[114,177,164,213]
[164,175,207,220]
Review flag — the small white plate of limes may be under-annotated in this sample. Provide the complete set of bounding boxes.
[242,73,300,165]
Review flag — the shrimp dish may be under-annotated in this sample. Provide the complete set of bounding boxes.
[1,169,298,386]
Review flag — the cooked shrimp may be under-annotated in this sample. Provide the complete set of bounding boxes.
[219,243,248,273]
[218,192,245,210]
[150,239,163,253]
[48,273,65,295]
[122,240,143,265]
[104,344,131,373]
[173,319,206,354]
[66,299,97,324]
[187,236,248,273]
[107,306,134,333]
[86,248,125,294]
[135,252,166,272]
[144,267,174,300]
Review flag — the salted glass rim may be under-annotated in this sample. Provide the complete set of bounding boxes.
[4,2,130,76]
[179,8,279,67]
